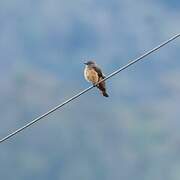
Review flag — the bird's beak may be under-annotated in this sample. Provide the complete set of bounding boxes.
[84,62,87,65]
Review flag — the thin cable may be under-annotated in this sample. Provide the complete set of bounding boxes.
[0,33,180,144]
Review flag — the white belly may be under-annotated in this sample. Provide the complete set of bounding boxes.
[84,67,99,84]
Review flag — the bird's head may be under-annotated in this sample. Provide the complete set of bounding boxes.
[84,61,96,66]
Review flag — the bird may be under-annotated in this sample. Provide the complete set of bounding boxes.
[84,61,109,97]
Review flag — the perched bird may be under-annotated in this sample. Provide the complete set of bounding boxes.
[84,61,109,97]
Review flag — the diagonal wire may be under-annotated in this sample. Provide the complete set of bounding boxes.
[0,33,180,144]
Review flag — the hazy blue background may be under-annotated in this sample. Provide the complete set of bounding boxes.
[0,0,180,179]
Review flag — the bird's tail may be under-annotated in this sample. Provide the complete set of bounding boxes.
[102,91,109,97]
[97,81,109,97]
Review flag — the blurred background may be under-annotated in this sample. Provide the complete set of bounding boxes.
[0,0,180,179]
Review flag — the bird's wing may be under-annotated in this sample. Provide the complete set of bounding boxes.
[92,66,105,79]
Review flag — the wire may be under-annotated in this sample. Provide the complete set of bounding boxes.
[0,33,180,144]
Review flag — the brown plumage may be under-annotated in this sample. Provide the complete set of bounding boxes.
[97,76,109,97]
[84,61,109,97]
